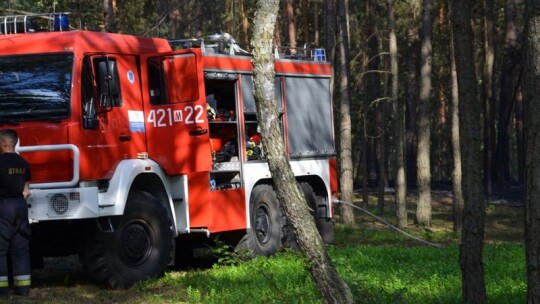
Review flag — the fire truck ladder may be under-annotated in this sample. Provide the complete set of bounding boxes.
[0,12,81,34]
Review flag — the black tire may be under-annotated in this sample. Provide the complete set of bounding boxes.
[298,183,335,245]
[315,195,335,244]
[280,183,318,249]
[237,184,282,256]
[79,191,173,289]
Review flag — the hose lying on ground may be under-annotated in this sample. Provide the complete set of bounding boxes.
[333,199,442,248]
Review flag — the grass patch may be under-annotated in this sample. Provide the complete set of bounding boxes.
[13,201,526,303]
[151,242,523,304]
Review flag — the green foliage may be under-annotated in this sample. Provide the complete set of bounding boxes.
[177,252,319,304]
[132,235,525,304]
[209,237,252,266]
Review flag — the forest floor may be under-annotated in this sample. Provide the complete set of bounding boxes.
[11,183,526,303]
[345,182,525,245]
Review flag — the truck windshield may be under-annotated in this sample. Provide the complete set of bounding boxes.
[0,53,73,123]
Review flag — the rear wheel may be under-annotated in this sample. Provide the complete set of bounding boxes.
[315,195,335,244]
[236,184,282,256]
[281,183,335,246]
[80,191,173,288]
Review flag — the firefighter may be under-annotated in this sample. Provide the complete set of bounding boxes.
[0,129,31,297]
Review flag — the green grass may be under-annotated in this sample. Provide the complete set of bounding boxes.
[16,203,527,303]
[126,240,524,304]
[181,231,525,303]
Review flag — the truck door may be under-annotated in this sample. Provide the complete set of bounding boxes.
[79,54,142,179]
[142,49,211,174]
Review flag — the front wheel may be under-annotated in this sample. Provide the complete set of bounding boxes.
[80,191,173,288]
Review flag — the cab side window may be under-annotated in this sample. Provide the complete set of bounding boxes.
[147,54,198,105]
[81,56,97,129]
[148,58,167,105]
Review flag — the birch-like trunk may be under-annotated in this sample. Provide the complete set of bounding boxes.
[251,1,354,302]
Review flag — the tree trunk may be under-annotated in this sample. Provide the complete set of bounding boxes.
[241,0,250,47]
[495,0,520,183]
[224,0,234,34]
[274,13,282,47]
[285,0,297,54]
[377,56,388,216]
[388,0,407,228]
[314,0,319,46]
[325,0,336,63]
[365,0,380,209]
[453,0,487,302]
[406,0,421,186]
[516,88,524,183]
[103,0,116,33]
[450,19,464,232]
[302,0,310,44]
[250,1,354,302]
[524,2,540,302]
[337,0,355,225]
[483,0,496,201]
[416,0,433,227]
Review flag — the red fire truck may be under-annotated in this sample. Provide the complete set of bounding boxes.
[0,13,336,288]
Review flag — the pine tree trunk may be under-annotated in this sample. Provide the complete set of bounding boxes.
[302,0,310,44]
[516,89,524,183]
[337,0,355,225]
[524,1,540,300]
[495,0,520,183]
[285,0,297,54]
[325,0,336,63]
[450,22,464,232]
[251,1,354,302]
[483,0,496,200]
[241,0,250,47]
[313,0,319,46]
[453,0,486,302]
[103,0,116,33]
[365,0,380,209]
[406,0,421,186]
[416,0,433,227]
[388,0,407,228]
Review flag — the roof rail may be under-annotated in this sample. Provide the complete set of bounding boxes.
[273,43,327,62]
[0,12,81,34]
[170,33,327,62]
[169,32,250,56]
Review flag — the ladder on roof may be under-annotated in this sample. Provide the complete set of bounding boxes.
[0,12,81,34]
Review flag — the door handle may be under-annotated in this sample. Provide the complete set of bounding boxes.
[189,129,208,136]
[119,135,131,142]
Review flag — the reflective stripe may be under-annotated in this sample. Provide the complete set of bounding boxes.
[13,275,31,281]
[14,279,31,287]
[13,275,31,287]
[0,275,8,291]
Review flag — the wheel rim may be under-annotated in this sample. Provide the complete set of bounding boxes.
[119,220,153,266]
[255,205,270,245]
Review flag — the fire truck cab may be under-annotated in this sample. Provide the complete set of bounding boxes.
[0,13,337,288]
